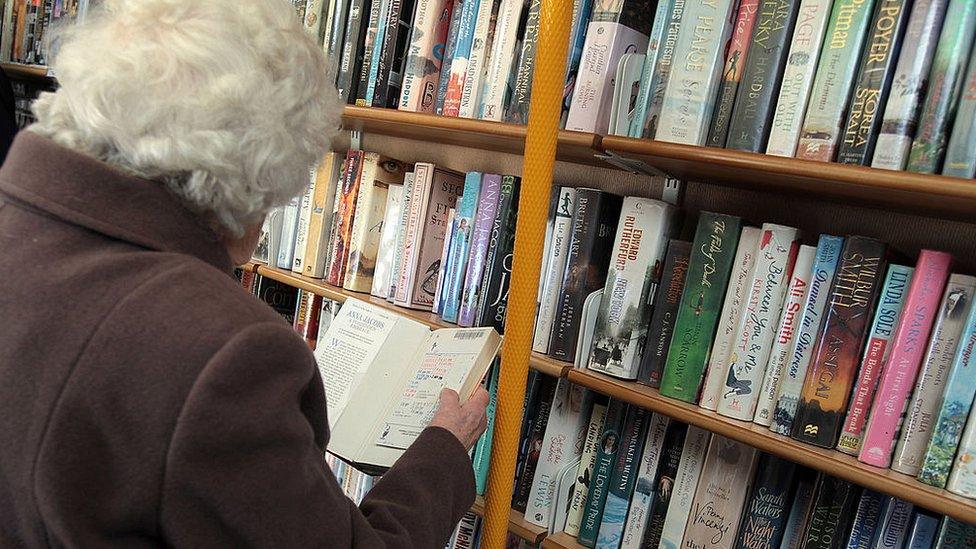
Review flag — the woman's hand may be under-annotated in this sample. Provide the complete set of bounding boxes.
[429,388,490,450]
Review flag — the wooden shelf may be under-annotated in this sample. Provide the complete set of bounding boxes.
[0,62,52,80]
[541,532,586,549]
[566,368,976,524]
[470,496,548,545]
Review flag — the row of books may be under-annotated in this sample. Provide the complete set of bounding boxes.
[0,0,91,67]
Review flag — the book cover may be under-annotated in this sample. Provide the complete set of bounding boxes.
[356,0,389,106]
[942,41,976,177]
[513,375,560,512]
[640,0,689,138]
[835,0,912,165]
[323,0,352,74]
[859,251,952,468]
[779,468,817,549]
[871,0,949,170]
[344,154,407,293]
[656,0,738,145]
[435,0,466,114]
[276,195,301,270]
[658,425,711,549]
[458,174,502,326]
[947,359,976,497]
[918,296,976,488]
[371,0,417,107]
[371,184,405,298]
[659,212,743,403]
[627,0,673,137]
[637,240,693,387]
[478,0,524,121]
[770,234,844,436]
[257,277,301,324]
[700,227,762,410]
[732,454,797,549]
[835,264,914,455]
[874,498,914,548]
[844,490,888,549]
[458,0,499,119]
[588,197,676,380]
[565,394,610,537]
[515,371,543,501]
[765,0,833,157]
[641,421,691,548]
[725,0,802,152]
[505,0,541,123]
[562,0,596,124]
[755,244,816,426]
[433,208,458,314]
[794,0,878,162]
[706,0,761,148]
[618,413,670,549]
[594,406,651,549]
[935,518,976,548]
[553,458,585,534]
[801,476,860,549]
[337,0,371,103]
[474,176,520,331]
[681,436,759,549]
[292,170,316,273]
[905,511,940,549]
[441,172,482,323]
[441,0,481,116]
[791,236,887,448]
[326,150,365,287]
[905,0,976,173]
[450,512,481,549]
[389,171,415,300]
[534,187,577,354]
[718,224,801,421]
[549,189,623,363]
[578,400,629,547]
[399,0,454,112]
[305,152,343,279]
[472,359,498,494]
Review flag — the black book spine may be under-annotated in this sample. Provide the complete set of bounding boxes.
[512,375,559,512]
[641,421,689,548]
[380,0,417,108]
[327,0,352,65]
[476,176,521,332]
[549,189,623,363]
[734,454,798,549]
[637,240,692,387]
[257,278,300,323]
[355,1,385,106]
[513,370,542,491]
[802,476,862,549]
[337,0,371,103]
[505,0,542,124]
[371,0,415,108]
[836,0,912,165]
[726,0,800,152]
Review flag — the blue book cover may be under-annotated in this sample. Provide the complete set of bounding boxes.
[935,517,976,547]
[435,0,465,114]
[845,490,889,549]
[472,361,499,494]
[872,498,914,548]
[628,0,671,137]
[594,406,650,549]
[906,511,940,549]
[441,172,482,323]
[561,0,595,123]
[440,0,481,115]
[364,0,392,104]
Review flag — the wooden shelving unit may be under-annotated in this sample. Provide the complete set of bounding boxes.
[0,62,52,79]
[470,496,547,545]
[540,532,586,549]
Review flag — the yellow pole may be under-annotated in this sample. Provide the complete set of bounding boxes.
[482,0,572,546]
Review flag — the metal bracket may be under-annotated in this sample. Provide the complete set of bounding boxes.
[594,151,685,207]
[350,129,363,151]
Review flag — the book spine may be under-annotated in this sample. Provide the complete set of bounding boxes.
[641,422,691,549]
[657,425,711,549]
[660,212,743,403]
[478,0,523,121]
[638,240,693,387]
[514,371,542,500]
[835,0,912,165]
[458,174,502,326]
[326,151,364,286]
[435,0,465,114]
[919,299,976,488]
[389,171,415,300]
[276,196,301,269]
[700,227,762,410]
[859,252,952,467]
[450,512,481,549]
[770,234,844,436]
[441,172,482,323]
[835,264,914,455]
[801,476,861,549]
[371,0,411,107]
[656,0,737,145]
[565,396,610,537]
[706,0,761,148]
[475,176,520,332]
[680,436,758,549]
[627,0,674,137]
[641,0,688,138]
[755,244,816,426]
[562,0,595,126]
[394,164,431,305]
[307,154,342,279]
[794,0,877,162]
[533,187,576,354]
[725,0,801,152]
[717,224,801,421]
[371,184,405,297]
[578,400,629,547]
[512,376,559,512]
[594,406,650,549]
[471,363,497,495]
[505,0,541,123]
[399,0,452,112]
[871,0,949,170]
[458,0,497,118]
[292,170,316,273]
[549,191,623,363]
[345,156,401,293]
[384,0,419,108]
[905,511,940,549]
[791,236,887,448]
[935,518,976,548]
[326,0,352,77]
[441,0,480,116]
[942,42,976,177]
[779,469,817,549]
[765,0,833,156]
[588,197,675,380]
[408,168,464,309]
[337,0,368,103]
[356,0,388,106]
[433,208,457,314]
[893,274,976,475]
[844,490,888,549]
[732,454,797,549]
[905,1,976,173]
[618,413,670,549]
[874,498,914,548]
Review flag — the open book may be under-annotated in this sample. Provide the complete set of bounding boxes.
[315,298,502,471]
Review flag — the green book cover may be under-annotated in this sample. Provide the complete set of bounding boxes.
[578,400,628,547]
[659,212,743,403]
[472,360,499,495]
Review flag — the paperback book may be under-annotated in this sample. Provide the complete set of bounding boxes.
[637,240,693,387]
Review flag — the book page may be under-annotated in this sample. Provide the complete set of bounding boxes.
[375,328,499,450]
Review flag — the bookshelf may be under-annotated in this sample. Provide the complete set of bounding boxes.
[540,532,586,549]
[0,62,52,80]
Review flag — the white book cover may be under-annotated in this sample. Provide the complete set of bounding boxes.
[765,0,833,157]
[292,167,317,272]
[533,187,576,354]
[371,184,405,298]
[564,397,609,536]
[276,195,302,269]
[659,426,711,549]
[394,164,433,307]
[655,0,737,145]
[432,208,457,314]
[399,0,451,112]
[619,413,671,549]
[479,0,524,121]
[700,227,761,410]
[525,380,592,527]
[754,244,816,426]
[459,0,497,118]
[389,172,415,301]
[717,224,800,421]
[550,458,583,534]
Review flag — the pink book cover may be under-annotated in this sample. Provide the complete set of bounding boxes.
[858,250,952,468]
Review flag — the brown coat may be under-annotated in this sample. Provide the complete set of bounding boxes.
[0,133,475,548]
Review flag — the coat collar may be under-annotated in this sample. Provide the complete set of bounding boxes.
[0,132,233,273]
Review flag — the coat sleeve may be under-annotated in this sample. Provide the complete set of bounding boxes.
[159,322,476,548]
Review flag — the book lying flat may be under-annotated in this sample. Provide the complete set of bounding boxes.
[316,298,502,471]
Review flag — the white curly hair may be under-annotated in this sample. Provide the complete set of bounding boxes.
[29,0,342,235]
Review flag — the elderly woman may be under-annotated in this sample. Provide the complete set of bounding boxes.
[0,1,488,547]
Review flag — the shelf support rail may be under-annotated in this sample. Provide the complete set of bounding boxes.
[594,150,685,206]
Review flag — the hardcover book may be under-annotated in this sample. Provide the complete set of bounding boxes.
[562,0,596,126]
[372,184,406,298]
[835,263,914,456]
[337,0,371,103]
[327,150,365,287]
[441,0,481,116]
[733,454,797,549]
[770,234,843,436]
[305,152,344,279]
[371,0,418,107]
[357,0,390,106]
[565,394,610,537]
[779,468,817,549]
[317,298,500,470]
[594,406,651,549]
[513,375,560,511]
[458,174,502,326]
[700,226,761,410]
[471,361,498,494]
[874,498,914,548]
[434,0,465,114]
[905,511,940,549]
[627,0,676,137]
[276,195,301,270]
[791,236,887,448]
[578,400,629,547]
[942,42,976,177]
[506,0,541,123]
[475,176,521,332]
[844,490,888,549]
[891,274,976,476]
[534,187,576,354]
[640,0,689,138]
[801,476,860,549]
[637,240,693,387]
[457,0,499,119]
[618,413,670,549]
[659,212,743,403]
[588,197,676,379]
[948,395,976,496]
[706,0,761,148]
[441,172,482,323]
[871,0,950,170]
[642,421,691,548]
[794,0,878,162]
[434,208,458,314]
[389,172,415,300]
[935,518,976,548]
[478,0,524,121]
[399,0,454,112]
[291,171,316,273]
[658,425,711,549]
